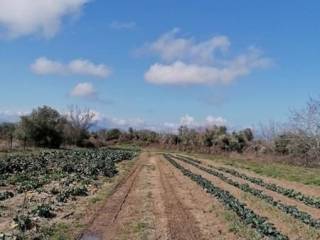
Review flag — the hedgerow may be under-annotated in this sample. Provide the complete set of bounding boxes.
[164,154,288,240]
[172,154,320,229]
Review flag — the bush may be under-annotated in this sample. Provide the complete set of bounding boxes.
[18,106,66,148]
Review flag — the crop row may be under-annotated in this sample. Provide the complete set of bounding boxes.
[176,154,320,209]
[164,154,288,240]
[214,166,320,209]
[0,149,137,195]
[172,154,320,229]
[0,149,137,238]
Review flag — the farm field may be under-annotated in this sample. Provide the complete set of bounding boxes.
[78,152,320,240]
[0,149,138,239]
[2,150,320,239]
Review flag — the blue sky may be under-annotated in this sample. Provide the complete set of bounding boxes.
[0,0,320,130]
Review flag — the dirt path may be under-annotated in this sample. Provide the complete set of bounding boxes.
[79,153,239,240]
[79,153,147,240]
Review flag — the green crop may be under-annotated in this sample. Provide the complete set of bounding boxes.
[173,154,320,230]
[164,154,288,240]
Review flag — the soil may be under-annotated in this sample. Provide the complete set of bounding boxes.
[79,153,239,240]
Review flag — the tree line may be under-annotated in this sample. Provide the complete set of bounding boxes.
[2,96,320,166]
[0,105,95,149]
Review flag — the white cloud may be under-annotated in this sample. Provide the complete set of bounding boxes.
[147,28,230,64]
[109,21,136,30]
[73,110,228,132]
[70,82,96,98]
[31,57,111,78]
[0,110,30,122]
[68,59,111,78]
[178,114,227,128]
[143,29,272,86]
[205,116,227,126]
[180,114,195,126]
[0,0,89,38]
[107,117,145,128]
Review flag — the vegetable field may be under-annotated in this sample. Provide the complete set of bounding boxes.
[2,150,320,240]
[0,149,137,239]
[162,153,320,239]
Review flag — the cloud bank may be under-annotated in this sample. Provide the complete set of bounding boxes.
[0,0,89,38]
[143,29,271,85]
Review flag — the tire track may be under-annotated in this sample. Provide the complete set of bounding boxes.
[156,156,204,240]
[78,156,144,240]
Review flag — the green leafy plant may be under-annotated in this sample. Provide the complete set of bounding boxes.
[164,154,288,240]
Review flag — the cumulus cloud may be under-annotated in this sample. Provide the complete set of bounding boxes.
[178,114,227,128]
[78,111,228,132]
[205,116,227,126]
[0,0,89,38]
[147,28,230,64]
[31,57,111,78]
[180,114,195,126]
[109,21,136,30]
[143,29,272,86]
[70,82,96,98]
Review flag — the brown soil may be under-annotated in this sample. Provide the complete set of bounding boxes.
[175,157,320,240]
[197,156,320,198]
[79,153,239,240]
[183,157,320,219]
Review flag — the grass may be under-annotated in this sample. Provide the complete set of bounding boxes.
[188,153,320,186]
[39,223,71,240]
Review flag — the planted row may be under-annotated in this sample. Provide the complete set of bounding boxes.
[171,154,320,229]
[0,149,137,193]
[164,154,288,240]
[177,154,320,209]
[214,166,320,209]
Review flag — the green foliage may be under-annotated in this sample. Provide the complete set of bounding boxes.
[14,214,33,232]
[215,165,320,209]
[33,204,56,218]
[0,191,14,201]
[174,154,320,229]
[18,106,66,148]
[274,134,290,155]
[164,154,288,240]
[0,149,136,197]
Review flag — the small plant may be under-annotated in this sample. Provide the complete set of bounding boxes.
[33,204,56,218]
[50,187,59,195]
[14,214,33,231]
[0,191,14,201]
[70,186,88,196]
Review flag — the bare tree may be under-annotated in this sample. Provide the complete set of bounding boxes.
[287,97,320,166]
[65,105,96,146]
[258,120,284,142]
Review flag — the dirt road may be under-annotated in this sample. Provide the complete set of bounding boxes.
[79,153,239,240]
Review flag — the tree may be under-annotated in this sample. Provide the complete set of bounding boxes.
[65,105,96,146]
[106,128,121,141]
[19,106,65,148]
[0,122,16,149]
[279,97,320,166]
